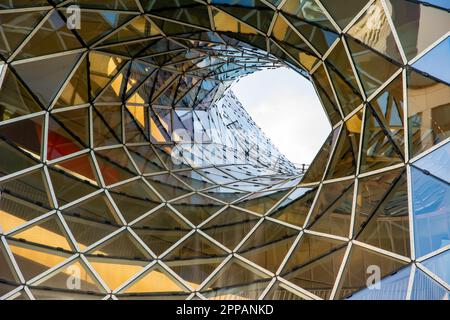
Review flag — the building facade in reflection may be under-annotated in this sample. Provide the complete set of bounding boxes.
[0,0,449,300]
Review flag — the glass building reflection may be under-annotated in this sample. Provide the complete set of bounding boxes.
[0,0,449,300]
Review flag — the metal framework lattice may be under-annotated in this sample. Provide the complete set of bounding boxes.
[0,0,449,300]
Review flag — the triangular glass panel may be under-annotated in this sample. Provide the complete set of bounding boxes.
[0,191,48,234]
[86,256,146,291]
[13,52,82,107]
[0,68,42,119]
[109,179,161,223]
[54,57,89,108]
[347,265,411,300]
[414,142,450,183]
[327,65,364,116]
[281,0,337,31]
[162,231,228,289]
[410,268,450,300]
[407,69,450,158]
[124,106,149,143]
[302,126,340,183]
[127,145,165,174]
[320,0,369,30]
[385,0,450,61]
[48,165,98,207]
[325,111,363,179]
[89,52,127,98]
[92,105,122,147]
[61,10,135,45]
[310,181,354,237]
[0,139,39,179]
[201,186,249,204]
[347,37,400,96]
[413,36,450,85]
[238,220,298,273]
[151,15,208,36]
[411,166,450,258]
[284,15,339,56]
[146,174,193,201]
[234,188,290,215]
[94,149,137,186]
[327,40,361,94]
[10,215,73,251]
[356,171,410,257]
[282,242,347,300]
[308,179,353,224]
[200,259,270,300]
[52,153,99,185]
[15,11,83,59]
[214,1,273,33]
[132,206,191,256]
[0,243,18,284]
[211,7,259,35]
[174,170,216,191]
[125,63,157,99]
[263,281,306,300]
[202,207,261,251]
[0,169,52,209]
[95,64,129,103]
[62,193,120,225]
[163,232,227,261]
[369,73,405,150]
[311,64,342,125]
[422,249,450,288]
[354,168,404,235]
[8,240,71,281]
[360,105,404,173]
[101,16,161,45]
[270,187,318,228]
[153,146,189,171]
[47,113,87,161]
[63,214,118,251]
[348,0,403,62]
[0,10,47,60]
[335,245,408,299]
[32,259,105,294]
[171,194,224,226]
[122,265,185,294]
[89,231,151,261]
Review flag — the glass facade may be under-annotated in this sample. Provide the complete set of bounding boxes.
[0,0,449,300]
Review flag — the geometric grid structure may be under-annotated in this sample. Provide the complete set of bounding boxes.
[0,0,449,300]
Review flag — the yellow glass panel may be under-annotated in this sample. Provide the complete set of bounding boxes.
[126,105,146,127]
[12,219,72,251]
[10,244,68,275]
[213,10,258,34]
[89,260,143,290]
[124,268,183,293]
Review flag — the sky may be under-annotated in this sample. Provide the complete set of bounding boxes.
[230,67,331,167]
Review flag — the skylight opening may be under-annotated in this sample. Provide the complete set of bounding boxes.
[230,67,331,170]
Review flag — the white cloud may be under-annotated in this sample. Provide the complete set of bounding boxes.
[231,67,331,166]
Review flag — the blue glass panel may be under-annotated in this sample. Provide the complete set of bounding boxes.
[410,269,449,300]
[413,36,450,84]
[414,142,450,183]
[347,266,411,300]
[411,167,450,258]
[422,249,450,287]
[419,0,450,9]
